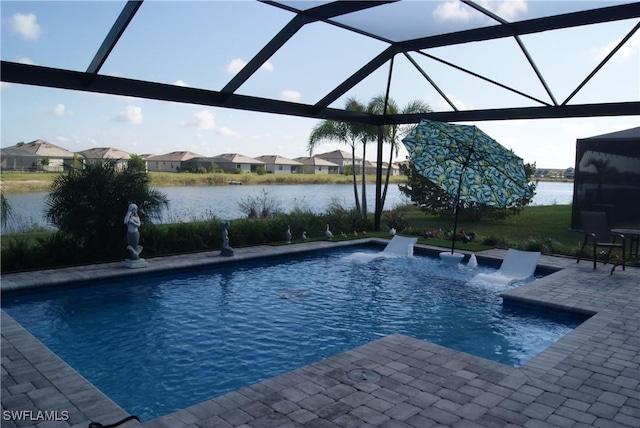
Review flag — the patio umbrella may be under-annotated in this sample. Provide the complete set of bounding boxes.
[402,119,532,254]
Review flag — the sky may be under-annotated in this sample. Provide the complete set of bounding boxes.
[1,0,639,169]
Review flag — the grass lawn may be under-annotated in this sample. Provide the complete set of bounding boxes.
[391,204,583,254]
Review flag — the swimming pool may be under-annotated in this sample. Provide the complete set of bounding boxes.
[2,246,586,421]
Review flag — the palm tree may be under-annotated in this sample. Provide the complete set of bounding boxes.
[308,97,367,216]
[368,96,432,211]
[347,98,376,220]
[1,191,14,228]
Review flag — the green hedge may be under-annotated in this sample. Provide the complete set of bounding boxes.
[1,210,370,272]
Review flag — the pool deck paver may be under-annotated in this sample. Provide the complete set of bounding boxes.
[1,239,639,428]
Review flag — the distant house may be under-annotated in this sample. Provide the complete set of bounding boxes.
[181,157,217,172]
[0,140,75,172]
[293,156,340,174]
[78,147,131,170]
[254,155,303,174]
[534,169,548,178]
[563,167,575,179]
[363,160,400,176]
[315,150,362,174]
[209,153,265,173]
[146,151,203,172]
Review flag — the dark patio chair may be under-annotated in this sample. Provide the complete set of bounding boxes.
[577,211,625,274]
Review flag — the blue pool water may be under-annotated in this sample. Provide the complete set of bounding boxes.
[2,246,585,421]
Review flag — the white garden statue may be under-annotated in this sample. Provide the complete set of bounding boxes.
[123,203,148,268]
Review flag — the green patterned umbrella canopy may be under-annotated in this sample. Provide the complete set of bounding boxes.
[402,119,531,253]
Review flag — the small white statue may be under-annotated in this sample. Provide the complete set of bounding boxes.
[220,221,234,256]
[285,225,292,244]
[124,203,143,260]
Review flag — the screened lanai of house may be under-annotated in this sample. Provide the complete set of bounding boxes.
[2,0,639,228]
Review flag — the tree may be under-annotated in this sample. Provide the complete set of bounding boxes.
[308,97,365,217]
[45,160,169,258]
[1,191,14,227]
[127,154,147,172]
[367,96,432,213]
[39,158,50,170]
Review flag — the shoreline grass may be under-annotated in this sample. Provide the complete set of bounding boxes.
[1,171,570,193]
[0,171,408,193]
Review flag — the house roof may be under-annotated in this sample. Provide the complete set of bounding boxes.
[146,151,203,161]
[316,150,362,160]
[581,127,640,141]
[78,147,131,160]
[254,155,303,165]
[294,156,340,167]
[8,140,76,158]
[364,160,396,169]
[0,146,35,157]
[211,153,265,164]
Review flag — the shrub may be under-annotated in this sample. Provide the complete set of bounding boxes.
[323,198,368,234]
[1,237,40,271]
[237,189,283,219]
[517,237,561,254]
[480,235,508,247]
[385,209,409,232]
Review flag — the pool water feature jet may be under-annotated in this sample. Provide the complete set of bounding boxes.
[440,251,464,265]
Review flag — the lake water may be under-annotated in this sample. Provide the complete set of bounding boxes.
[1,181,573,234]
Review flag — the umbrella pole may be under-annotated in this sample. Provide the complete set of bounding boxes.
[451,170,465,254]
[451,141,476,254]
[451,198,460,254]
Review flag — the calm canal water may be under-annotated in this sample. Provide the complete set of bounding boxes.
[1,181,573,234]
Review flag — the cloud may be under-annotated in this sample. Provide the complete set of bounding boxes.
[174,80,188,87]
[437,93,468,111]
[17,57,35,65]
[487,0,527,21]
[281,90,301,102]
[53,136,69,144]
[251,132,273,140]
[218,127,240,138]
[51,103,72,116]
[596,32,640,62]
[434,0,526,22]
[433,1,474,21]
[180,110,215,130]
[11,13,41,41]
[115,105,143,124]
[227,58,246,74]
[226,58,274,74]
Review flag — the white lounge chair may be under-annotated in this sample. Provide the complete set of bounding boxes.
[381,235,419,257]
[472,249,540,285]
[347,235,418,261]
